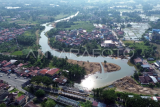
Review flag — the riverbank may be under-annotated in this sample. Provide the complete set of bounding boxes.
[67,59,101,75]
[101,62,121,73]
[113,76,160,95]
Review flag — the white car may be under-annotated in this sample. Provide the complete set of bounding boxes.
[15,77,17,79]
[8,76,10,78]
[0,75,2,77]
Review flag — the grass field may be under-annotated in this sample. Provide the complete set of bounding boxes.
[123,41,150,54]
[9,88,18,93]
[18,91,24,97]
[54,13,71,20]
[9,20,39,25]
[150,42,160,58]
[22,31,36,37]
[65,21,95,32]
[11,51,23,56]
[122,40,143,44]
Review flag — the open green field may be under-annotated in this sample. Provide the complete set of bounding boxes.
[9,20,39,26]
[65,21,95,32]
[11,51,23,56]
[150,42,160,58]
[9,88,18,93]
[22,31,36,37]
[123,41,150,54]
[122,40,143,44]
[18,91,24,97]
[54,13,71,20]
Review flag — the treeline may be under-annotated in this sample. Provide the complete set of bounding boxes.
[56,21,75,28]
[47,29,62,38]
[122,12,142,22]
[0,22,21,29]
[52,56,86,81]
[17,36,36,46]
[93,88,160,106]
[17,25,45,46]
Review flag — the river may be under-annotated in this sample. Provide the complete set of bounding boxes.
[39,12,135,90]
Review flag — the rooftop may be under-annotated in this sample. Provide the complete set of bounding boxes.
[16,95,25,102]
[46,68,60,76]
[104,40,113,44]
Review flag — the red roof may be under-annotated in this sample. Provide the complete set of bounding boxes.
[157,97,160,101]
[134,57,142,63]
[46,68,60,76]
[1,60,7,64]
[18,63,24,67]
[33,70,38,74]
[39,69,48,75]
[92,101,98,106]
[16,95,25,102]
[3,62,11,67]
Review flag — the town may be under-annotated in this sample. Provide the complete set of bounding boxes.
[1,0,160,107]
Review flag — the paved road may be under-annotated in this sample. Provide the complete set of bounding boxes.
[0,72,29,93]
[150,64,160,76]
[112,30,125,47]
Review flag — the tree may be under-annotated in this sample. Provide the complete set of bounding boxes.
[133,71,139,80]
[149,83,154,89]
[104,60,107,66]
[42,76,52,87]
[0,103,6,107]
[127,24,132,27]
[45,99,56,107]
[102,89,116,104]
[35,89,45,97]
[80,101,92,107]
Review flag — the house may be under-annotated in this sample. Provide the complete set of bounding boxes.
[92,101,98,107]
[53,76,67,85]
[28,70,38,77]
[1,67,12,73]
[147,58,154,61]
[92,101,106,107]
[101,40,115,47]
[139,76,149,84]
[139,75,158,85]
[0,60,7,67]
[39,69,48,75]
[46,68,60,77]
[141,64,151,69]
[24,102,38,107]
[3,62,12,67]
[154,60,160,67]
[18,63,24,67]
[0,89,9,101]
[15,95,26,106]
[134,57,143,65]
[7,93,15,103]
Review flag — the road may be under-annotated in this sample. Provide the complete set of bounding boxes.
[0,72,29,93]
[112,30,125,47]
[150,64,160,76]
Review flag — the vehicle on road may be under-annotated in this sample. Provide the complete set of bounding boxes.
[15,77,17,79]
[0,75,2,77]
[8,76,10,78]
